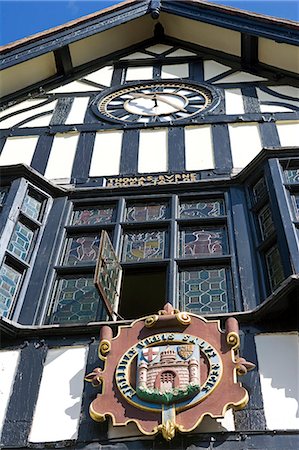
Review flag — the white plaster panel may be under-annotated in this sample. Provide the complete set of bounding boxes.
[89,130,122,176]
[259,39,299,74]
[0,100,57,129]
[126,66,153,81]
[70,17,153,67]
[65,97,90,124]
[0,53,56,98]
[255,333,299,430]
[256,88,299,109]
[85,66,113,86]
[228,123,262,169]
[276,121,299,147]
[121,52,154,60]
[269,86,299,100]
[260,105,293,113]
[203,60,232,81]
[166,48,197,57]
[138,129,168,173]
[0,350,20,438]
[225,89,245,115]
[44,133,79,181]
[146,44,173,54]
[29,346,88,442]
[0,136,39,166]
[49,80,100,94]
[184,126,214,171]
[161,64,189,79]
[19,114,53,128]
[160,13,241,56]
[214,71,267,84]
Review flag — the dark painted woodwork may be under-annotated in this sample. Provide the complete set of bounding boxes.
[71,132,96,184]
[189,60,204,82]
[30,134,55,174]
[241,34,259,69]
[50,97,74,125]
[54,46,73,77]
[119,129,139,175]
[212,124,233,173]
[241,86,260,113]
[0,342,48,447]
[259,122,280,148]
[168,127,185,172]
[111,65,123,86]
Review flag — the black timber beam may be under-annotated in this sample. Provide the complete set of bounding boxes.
[54,45,73,77]
[0,0,151,70]
[241,33,259,69]
[161,0,299,45]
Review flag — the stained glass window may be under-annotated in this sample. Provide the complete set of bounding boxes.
[0,189,8,206]
[179,268,229,314]
[179,227,226,257]
[8,222,34,261]
[284,169,299,184]
[0,264,21,317]
[258,205,274,240]
[179,199,224,219]
[266,246,284,290]
[125,203,167,222]
[253,177,267,203]
[122,230,166,262]
[63,235,100,266]
[72,206,114,225]
[293,194,299,219]
[22,193,43,221]
[49,276,101,324]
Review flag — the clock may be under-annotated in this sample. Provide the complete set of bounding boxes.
[92,81,218,124]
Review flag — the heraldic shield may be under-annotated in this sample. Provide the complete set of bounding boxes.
[85,304,255,441]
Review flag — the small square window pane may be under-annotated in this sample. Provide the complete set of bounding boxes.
[49,276,103,324]
[8,222,34,261]
[125,203,167,222]
[0,264,22,317]
[179,227,227,258]
[293,194,299,219]
[179,267,229,314]
[252,177,267,203]
[0,188,8,206]
[72,206,115,225]
[266,246,284,290]
[284,169,299,184]
[179,199,224,219]
[258,205,275,240]
[63,235,101,266]
[22,193,43,221]
[122,230,166,262]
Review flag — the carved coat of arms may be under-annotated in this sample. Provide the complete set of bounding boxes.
[85,304,255,441]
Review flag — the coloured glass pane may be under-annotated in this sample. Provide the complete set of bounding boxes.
[266,246,284,290]
[0,264,21,317]
[258,205,274,240]
[63,235,100,266]
[49,276,101,324]
[293,194,299,219]
[252,177,267,203]
[179,268,229,314]
[126,203,167,222]
[22,193,42,221]
[8,222,34,261]
[179,227,226,257]
[0,189,7,206]
[179,199,224,219]
[72,206,114,225]
[122,230,166,262]
[284,169,299,184]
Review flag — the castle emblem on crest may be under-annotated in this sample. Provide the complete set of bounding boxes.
[85,304,255,441]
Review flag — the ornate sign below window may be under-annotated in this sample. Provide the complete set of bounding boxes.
[85,304,255,440]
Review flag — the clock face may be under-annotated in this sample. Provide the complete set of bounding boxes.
[93,81,217,124]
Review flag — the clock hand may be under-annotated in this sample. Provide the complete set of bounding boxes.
[155,94,187,113]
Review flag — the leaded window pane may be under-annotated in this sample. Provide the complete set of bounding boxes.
[122,230,166,262]
[0,189,8,206]
[258,205,275,240]
[179,268,229,314]
[293,194,299,219]
[253,177,267,203]
[63,235,100,266]
[266,246,284,290]
[125,203,167,222]
[8,222,34,261]
[284,169,299,184]
[49,276,100,324]
[179,227,227,257]
[22,193,42,221]
[0,264,22,317]
[179,199,224,219]
[72,206,114,225]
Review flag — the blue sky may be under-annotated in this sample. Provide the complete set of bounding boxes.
[0,1,298,46]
